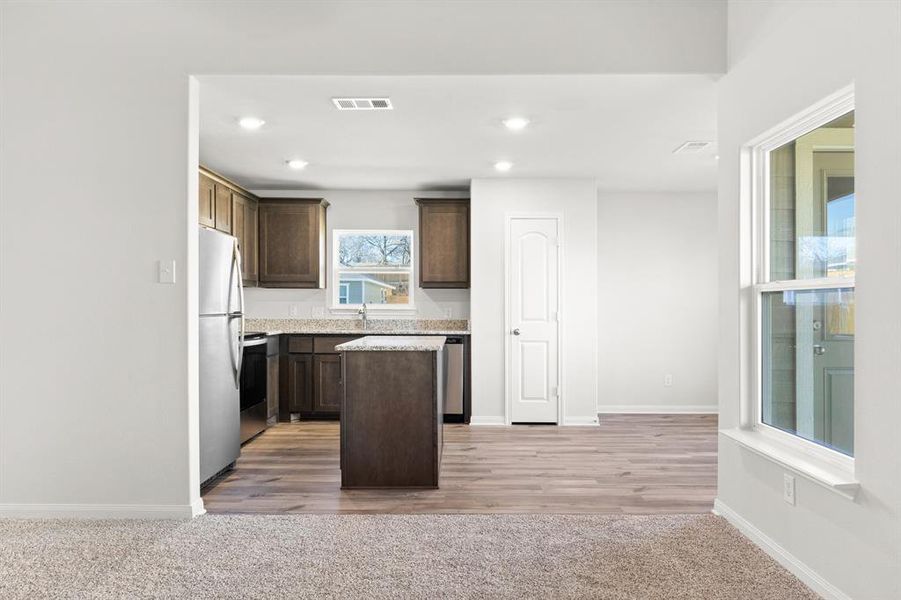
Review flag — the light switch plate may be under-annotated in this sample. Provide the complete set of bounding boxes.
[783,473,796,505]
[157,259,176,284]
[663,374,673,387]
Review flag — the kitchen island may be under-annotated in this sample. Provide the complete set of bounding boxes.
[336,336,445,489]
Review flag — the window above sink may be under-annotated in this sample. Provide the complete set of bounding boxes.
[332,229,415,310]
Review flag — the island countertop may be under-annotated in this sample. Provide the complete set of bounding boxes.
[336,335,446,352]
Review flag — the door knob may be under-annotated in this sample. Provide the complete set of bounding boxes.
[512,328,520,336]
[813,344,826,356]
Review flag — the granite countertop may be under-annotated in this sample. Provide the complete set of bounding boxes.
[335,336,447,352]
[244,318,469,336]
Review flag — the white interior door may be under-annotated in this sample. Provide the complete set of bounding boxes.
[508,217,560,423]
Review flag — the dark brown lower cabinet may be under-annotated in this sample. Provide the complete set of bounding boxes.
[313,354,343,415]
[280,335,346,420]
[266,337,280,423]
[283,353,312,420]
[280,334,469,423]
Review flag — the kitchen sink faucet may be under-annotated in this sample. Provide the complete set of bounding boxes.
[357,302,367,328]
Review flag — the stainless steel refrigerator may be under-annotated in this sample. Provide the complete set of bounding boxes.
[199,226,244,486]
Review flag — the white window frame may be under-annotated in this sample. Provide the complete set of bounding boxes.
[330,229,415,311]
[745,85,856,473]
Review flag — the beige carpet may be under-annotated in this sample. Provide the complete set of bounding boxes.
[0,514,817,599]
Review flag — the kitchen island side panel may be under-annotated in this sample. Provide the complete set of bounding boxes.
[341,351,440,488]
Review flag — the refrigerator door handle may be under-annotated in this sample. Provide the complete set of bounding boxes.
[231,240,245,389]
[230,315,242,390]
[236,243,246,318]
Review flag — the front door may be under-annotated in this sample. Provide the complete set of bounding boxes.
[508,217,560,423]
[811,288,854,454]
[793,133,855,454]
[810,157,855,454]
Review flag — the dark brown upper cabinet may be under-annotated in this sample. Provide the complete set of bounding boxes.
[214,182,233,234]
[258,199,328,288]
[198,173,216,228]
[232,192,258,285]
[199,167,260,286]
[416,198,470,288]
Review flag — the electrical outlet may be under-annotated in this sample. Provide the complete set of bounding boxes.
[783,473,796,506]
[443,307,453,318]
[289,304,299,317]
[663,374,673,387]
[311,306,325,318]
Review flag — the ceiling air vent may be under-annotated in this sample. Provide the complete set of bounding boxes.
[332,97,393,111]
[673,141,713,154]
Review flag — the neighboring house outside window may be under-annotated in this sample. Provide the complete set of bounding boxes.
[332,230,414,309]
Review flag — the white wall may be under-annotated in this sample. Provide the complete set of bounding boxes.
[470,179,598,425]
[597,192,717,413]
[0,1,726,516]
[243,189,470,320]
[717,1,901,598]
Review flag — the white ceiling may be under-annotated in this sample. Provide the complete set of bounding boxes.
[199,75,717,192]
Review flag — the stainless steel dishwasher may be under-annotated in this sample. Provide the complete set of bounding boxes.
[443,337,464,420]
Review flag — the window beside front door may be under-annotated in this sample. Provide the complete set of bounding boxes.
[756,104,855,457]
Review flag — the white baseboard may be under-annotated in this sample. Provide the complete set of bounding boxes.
[713,499,850,600]
[561,415,599,426]
[190,497,206,517]
[0,503,201,519]
[469,416,507,426]
[597,404,718,414]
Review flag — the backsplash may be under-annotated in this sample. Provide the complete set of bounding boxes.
[244,318,470,335]
[243,287,470,319]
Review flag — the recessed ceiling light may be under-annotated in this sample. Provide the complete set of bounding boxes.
[287,159,308,170]
[502,117,530,131]
[494,160,513,172]
[238,116,265,130]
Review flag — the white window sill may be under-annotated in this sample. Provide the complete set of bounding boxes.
[720,428,860,500]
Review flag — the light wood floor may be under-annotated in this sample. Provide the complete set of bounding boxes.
[202,414,718,514]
